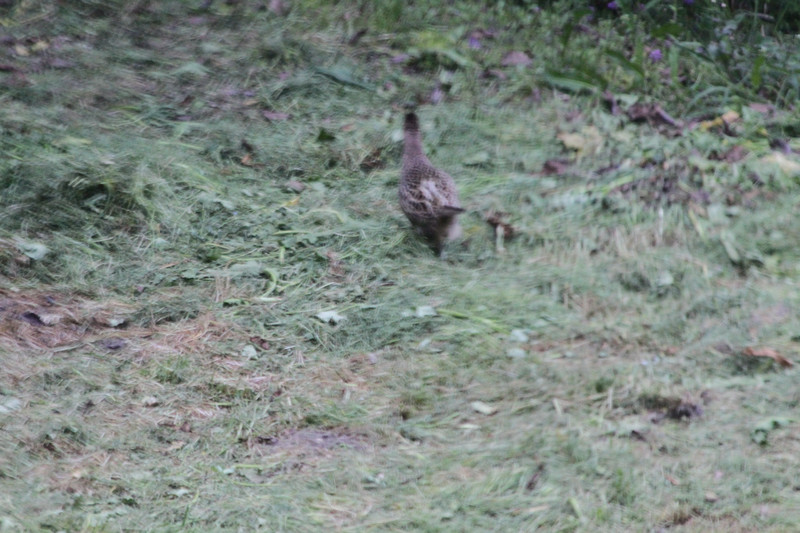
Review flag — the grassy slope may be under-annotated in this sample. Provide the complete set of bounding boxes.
[2,2,800,531]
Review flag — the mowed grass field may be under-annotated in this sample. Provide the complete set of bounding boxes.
[2,2,800,531]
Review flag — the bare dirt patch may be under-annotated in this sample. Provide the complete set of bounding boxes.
[253,428,368,455]
[0,288,240,358]
[0,289,137,350]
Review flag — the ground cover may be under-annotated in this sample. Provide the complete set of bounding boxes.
[2,1,800,531]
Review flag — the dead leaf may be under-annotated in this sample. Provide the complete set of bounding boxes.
[46,58,74,69]
[163,441,186,453]
[710,145,748,163]
[720,110,740,124]
[326,250,344,277]
[360,148,384,171]
[742,346,793,368]
[501,51,531,67]
[19,311,44,326]
[348,29,367,46]
[471,401,497,415]
[748,103,774,115]
[315,310,346,325]
[99,338,126,350]
[760,152,800,176]
[414,306,437,318]
[557,126,602,155]
[666,401,702,420]
[249,336,271,350]
[480,68,507,80]
[665,474,681,486]
[769,138,792,154]
[263,110,290,121]
[268,0,289,16]
[603,90,619,115]
[285,180,305,192]
[750,304,791,329]
[240,153,254,166]
[648,395,703,422]
[142,396,160,407]
[557,132,587,151]
[485,211,516,239]
[540,158,570,175]
[712,342,734,355]
[525,464,545,491]
[699,110,740,131]
[626,103,680,128]
[430,86,445,104]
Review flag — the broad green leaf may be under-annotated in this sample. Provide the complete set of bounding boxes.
[751,55,765,88]
[752,417,793,445]
[604,49,644,79]
[651,23,683,38]
[315,66,374,90]
[719,231,740,265]
[316,310,346,324]
[17,241,48,260]
[542,73,599,94]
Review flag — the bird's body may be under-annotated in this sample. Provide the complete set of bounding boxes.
[399,112,463,255]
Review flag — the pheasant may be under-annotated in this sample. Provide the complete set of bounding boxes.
[399,112,464,255]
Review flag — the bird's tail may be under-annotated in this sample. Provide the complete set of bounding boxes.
[404,112,420,133]
[437,205,465,216]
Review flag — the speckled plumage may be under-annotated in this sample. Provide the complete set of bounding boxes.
[399,112,463,255]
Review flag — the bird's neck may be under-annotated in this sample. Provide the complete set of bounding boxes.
[403,128,428,164]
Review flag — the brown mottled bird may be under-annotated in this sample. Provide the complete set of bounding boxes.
[399,112,464,255]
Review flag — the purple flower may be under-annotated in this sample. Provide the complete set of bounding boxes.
[684,0,694,4]
[607,1,619,9]
[468,36,481,50]
[649,49,663,62]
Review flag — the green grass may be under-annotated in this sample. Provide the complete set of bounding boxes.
[2,1,800,531]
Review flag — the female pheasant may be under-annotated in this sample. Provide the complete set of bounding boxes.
[399,112,464,255]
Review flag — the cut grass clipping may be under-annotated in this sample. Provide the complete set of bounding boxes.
[2,1,800,531]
